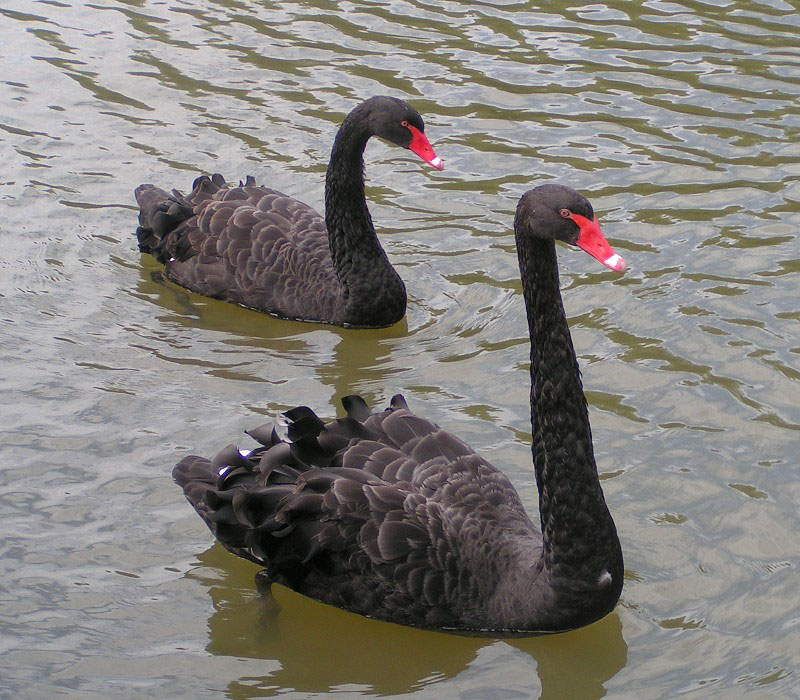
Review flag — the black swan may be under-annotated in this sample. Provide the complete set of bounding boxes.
[134,96,442,328]
[174,184,627,634]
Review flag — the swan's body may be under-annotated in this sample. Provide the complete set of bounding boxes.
[134,96,442,328]
[174,184,626,634]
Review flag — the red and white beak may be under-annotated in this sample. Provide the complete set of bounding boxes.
[570,213,627,274]
[406,124,444,171]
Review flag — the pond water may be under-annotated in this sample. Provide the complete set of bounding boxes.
[1,0,798,697]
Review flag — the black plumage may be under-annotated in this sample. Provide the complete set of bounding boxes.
[135,96,442,328]
[174,184,626,634]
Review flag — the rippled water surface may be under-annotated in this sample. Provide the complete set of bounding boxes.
[2,0,799,697]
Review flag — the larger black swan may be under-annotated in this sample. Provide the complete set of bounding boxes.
[134,96,442,328]
[174,184,627,634]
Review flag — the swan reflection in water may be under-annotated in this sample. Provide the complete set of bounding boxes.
[189,544,628,698]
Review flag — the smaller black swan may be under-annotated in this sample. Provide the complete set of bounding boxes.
[134,96,442,328]
[174,185,627,634]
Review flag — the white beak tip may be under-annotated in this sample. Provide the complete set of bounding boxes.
[604,253,627,274]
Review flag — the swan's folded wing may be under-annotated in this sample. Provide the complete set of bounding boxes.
[155,175,344,319]
[172,395,537,626]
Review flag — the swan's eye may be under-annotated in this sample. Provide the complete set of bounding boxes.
[560,209,571,218]
[401,120,409,127]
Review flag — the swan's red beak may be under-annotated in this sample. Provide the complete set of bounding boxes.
[571,213,627,274]
[406,124,444,171]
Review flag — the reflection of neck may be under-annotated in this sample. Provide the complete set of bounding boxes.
[521,612,628,695]
[324,116,405,327]
[515,229,623,586]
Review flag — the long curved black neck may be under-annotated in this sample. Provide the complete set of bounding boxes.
[515,228,623,593]
[324,113,406,327]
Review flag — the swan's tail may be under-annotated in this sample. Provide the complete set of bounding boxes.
[134,183,194,263]
[134,174,236,263]
[172,452,272,566]
[171,394,417,575]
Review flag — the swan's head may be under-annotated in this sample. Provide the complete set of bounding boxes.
[516,184,626,273]
[357,96,444,171]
